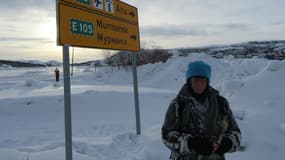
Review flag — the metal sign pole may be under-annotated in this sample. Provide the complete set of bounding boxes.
[71,47,74,76]
[132,52,141,135]
[63,45,73,160]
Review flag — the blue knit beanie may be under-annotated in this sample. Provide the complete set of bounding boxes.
[186,61,211,82]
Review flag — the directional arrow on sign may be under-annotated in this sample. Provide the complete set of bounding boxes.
[129,11,136,18]
[130,34,137,40]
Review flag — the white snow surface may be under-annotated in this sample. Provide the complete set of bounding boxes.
[0,53,285,160]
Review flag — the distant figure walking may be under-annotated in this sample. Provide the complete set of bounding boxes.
[55,68,60,82]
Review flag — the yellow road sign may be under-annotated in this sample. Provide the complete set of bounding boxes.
[56,0,140,51]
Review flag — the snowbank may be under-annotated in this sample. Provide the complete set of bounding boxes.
[0,53,284,160]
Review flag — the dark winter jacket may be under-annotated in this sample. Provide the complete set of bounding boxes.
[162,84,241,160]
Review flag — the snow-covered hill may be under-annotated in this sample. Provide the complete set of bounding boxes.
[0,52,284,160]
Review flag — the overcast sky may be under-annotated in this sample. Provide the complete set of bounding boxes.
[0,0,284,61]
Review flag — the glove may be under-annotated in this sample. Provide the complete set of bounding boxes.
[215,137,233,155]
[188,137,214,155]
[167,131,180,142]
[178,135,191,155]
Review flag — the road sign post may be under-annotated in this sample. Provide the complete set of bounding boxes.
[132,53,141,135]
[63,45,73,160]
[56,0,141,159]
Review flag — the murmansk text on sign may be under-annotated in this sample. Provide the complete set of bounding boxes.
[57,0,140,51]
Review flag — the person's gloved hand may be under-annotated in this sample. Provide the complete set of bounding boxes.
[215,137,233,155]
[178,135,192,155]
[188,137,214,155]
[167,131,180,142]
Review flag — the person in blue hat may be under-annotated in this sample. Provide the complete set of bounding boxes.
[162,61,241,160]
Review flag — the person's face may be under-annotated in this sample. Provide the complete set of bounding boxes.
[191,77,208,95]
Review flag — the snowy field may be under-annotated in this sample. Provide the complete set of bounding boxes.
[0,52,285,160]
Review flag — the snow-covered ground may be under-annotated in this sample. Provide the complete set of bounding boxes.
[0,52,285,160]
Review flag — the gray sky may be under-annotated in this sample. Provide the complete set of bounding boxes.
[0,0,284,61]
